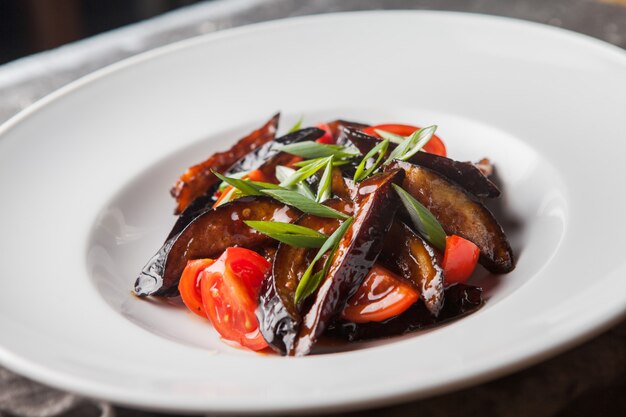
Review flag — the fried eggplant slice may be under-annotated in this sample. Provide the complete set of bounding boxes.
[389,160,514,273]
[134,196,300,297]
[344,128,500,198]
[166,194,214,240]
[166,128,322,240]
[258,199,353,354]
[292,169,405,356]
[326,119,369,146]
[380,221,444,316]
[226,127,324,179]
[171,113,279,214]
[330,167,354,200]
[326,284,483,341]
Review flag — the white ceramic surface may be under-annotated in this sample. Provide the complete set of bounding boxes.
[0,11,625,414]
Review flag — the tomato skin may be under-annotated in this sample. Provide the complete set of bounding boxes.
[362,123,447,157]
[442,235,480,284]
[315,123,335,144]
[179,259,215,318]
[199,247,270,351]
[341,264,419,323]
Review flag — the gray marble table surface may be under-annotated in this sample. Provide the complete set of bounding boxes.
[0,1,625,416]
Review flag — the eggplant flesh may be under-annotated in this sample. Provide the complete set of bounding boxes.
[171,113,279,214]
[292,169,405,356]
[380,221,444,316]
[258,199,353,354]
[330,167,354,200]
[389,160,514,273]
[134,196,300,297]
[326,284,483,341]
[344,128,500,198]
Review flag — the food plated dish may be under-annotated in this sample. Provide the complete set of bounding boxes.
[0,11,625,413]
[135,115,514,355]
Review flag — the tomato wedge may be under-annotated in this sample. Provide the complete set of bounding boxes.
[341,264,419,323]
[179,259,215,318]
[315,123,335,144]
[442,235,480,284]
[362,123,447,157]
[199,247,270,351]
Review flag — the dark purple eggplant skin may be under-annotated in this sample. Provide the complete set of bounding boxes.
[326,119,369,146]
[134,196,300,297]
[172,113,279,214]
[325,284,483,342]
[225,127,324,176]
[380,221,444,316]
[389,160,514,274]
[257,199,353,354]
[166,129,323,241]
[291,169,405,356]
[343,128,500,198]
[166,195,214,240]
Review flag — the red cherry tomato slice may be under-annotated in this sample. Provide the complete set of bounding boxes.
[442,235,480,284]
[315,123,335,144]
[362,123,447,157]
[179,259,215,318]
[341,264,419,323]
[199,247,270,351]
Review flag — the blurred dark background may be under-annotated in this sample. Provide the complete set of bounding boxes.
[0,0,206,64]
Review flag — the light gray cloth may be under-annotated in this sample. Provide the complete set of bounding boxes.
[0,0,625,416]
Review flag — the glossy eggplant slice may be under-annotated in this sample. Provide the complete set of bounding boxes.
[330,167,354,200]
[326,119,369,146]
[258,199,353,354]
[171,113,279,214]
[166,194,214,240]
[344,128,500,198]
[389,160,514,273]
[326,284,483,341]
[134,196,300,297]
[380,221,444,316]
[292,169,405,356]
[165,128,322,240]
[225,127,324,179]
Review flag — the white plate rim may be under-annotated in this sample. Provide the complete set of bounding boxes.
[0,10,625,414]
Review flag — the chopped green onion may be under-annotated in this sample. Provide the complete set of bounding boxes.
[247,180,285,191]
[212,170,262,196]
[375,129,405,144]
[384,125,437,165]
[316,157,334,202]
[397,125,437,161]
[292,157,352,168]
[393,184,446,251]
[275,165,316,199]
[274,165,294,183]
[288,116,303,133]
[212,170,283,196]
[279,156,331,187]
[261,189,349,220]
[244,221,327,248]
[218,170,248,192]
[294,216,354,304]
[275,142,359,159]
[353,138,390,182]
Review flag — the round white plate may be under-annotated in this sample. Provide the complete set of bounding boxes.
[1,11,625,414]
